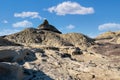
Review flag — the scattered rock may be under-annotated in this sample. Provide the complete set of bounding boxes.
[61,53,71,58]
[70,47,82,55]
[92,75,95,78]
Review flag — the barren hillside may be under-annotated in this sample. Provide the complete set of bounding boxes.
[0,20,120,80]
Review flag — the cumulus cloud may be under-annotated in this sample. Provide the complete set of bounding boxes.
[0,29,20,36]
[47,1,94,15]
[98,23,120,31]
[14,11,42,19]
[12,20,33,28]
[2,20,8,24]
[66,24,75,30]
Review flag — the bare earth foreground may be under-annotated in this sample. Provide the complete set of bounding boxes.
[0,20,120,80]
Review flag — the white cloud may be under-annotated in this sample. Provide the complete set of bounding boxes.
[47,1,94,15]
[14,11,42,19]
[87,33,98,38]
[98,23,120,31]
[0,29,20,36]
[66,24,75,30]
[13,20,33,28]
[2,20,8,24]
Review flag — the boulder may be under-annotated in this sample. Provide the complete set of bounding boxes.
[0,47,36,63]
[60,46,83,56]
[70,47,83,55]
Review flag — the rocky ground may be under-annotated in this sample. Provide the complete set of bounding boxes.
[0,20,120,80]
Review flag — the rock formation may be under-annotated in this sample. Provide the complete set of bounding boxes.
[4,22,94,48]
[0,20,120,80]
[38,19,62,34]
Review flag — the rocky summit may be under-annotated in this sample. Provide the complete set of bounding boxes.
[4,20,94,48]
[38,20,62,34]
[0,20,120,80]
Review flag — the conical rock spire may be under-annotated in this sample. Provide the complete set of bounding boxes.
[38,19,62,34]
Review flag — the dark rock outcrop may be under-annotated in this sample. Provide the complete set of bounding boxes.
[38,20,62,34]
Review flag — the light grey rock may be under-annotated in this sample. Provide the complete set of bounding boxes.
[0,47,36,64]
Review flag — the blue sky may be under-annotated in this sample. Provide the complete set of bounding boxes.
[0,0,120,37]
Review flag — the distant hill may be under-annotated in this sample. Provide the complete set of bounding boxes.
[3,20,94,48]
[95,31,120,44]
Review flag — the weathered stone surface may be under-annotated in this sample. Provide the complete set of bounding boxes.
[0,44,120,80]
[95,31,120,44]
[23,49,120,80]
[0,46,36,63]
[116,37,120,44]
[0,62,23,80]
[90,43,120,56]
[1,22,120,80]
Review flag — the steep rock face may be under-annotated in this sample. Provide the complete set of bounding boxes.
[38,20,62,34]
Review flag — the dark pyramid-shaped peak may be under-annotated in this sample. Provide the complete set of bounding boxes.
[43,19,49,25]
[38,20,62,34]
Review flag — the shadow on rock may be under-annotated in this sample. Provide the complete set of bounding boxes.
[23,68,53,80]
[0,62,23,80]
[0,37,22,46]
